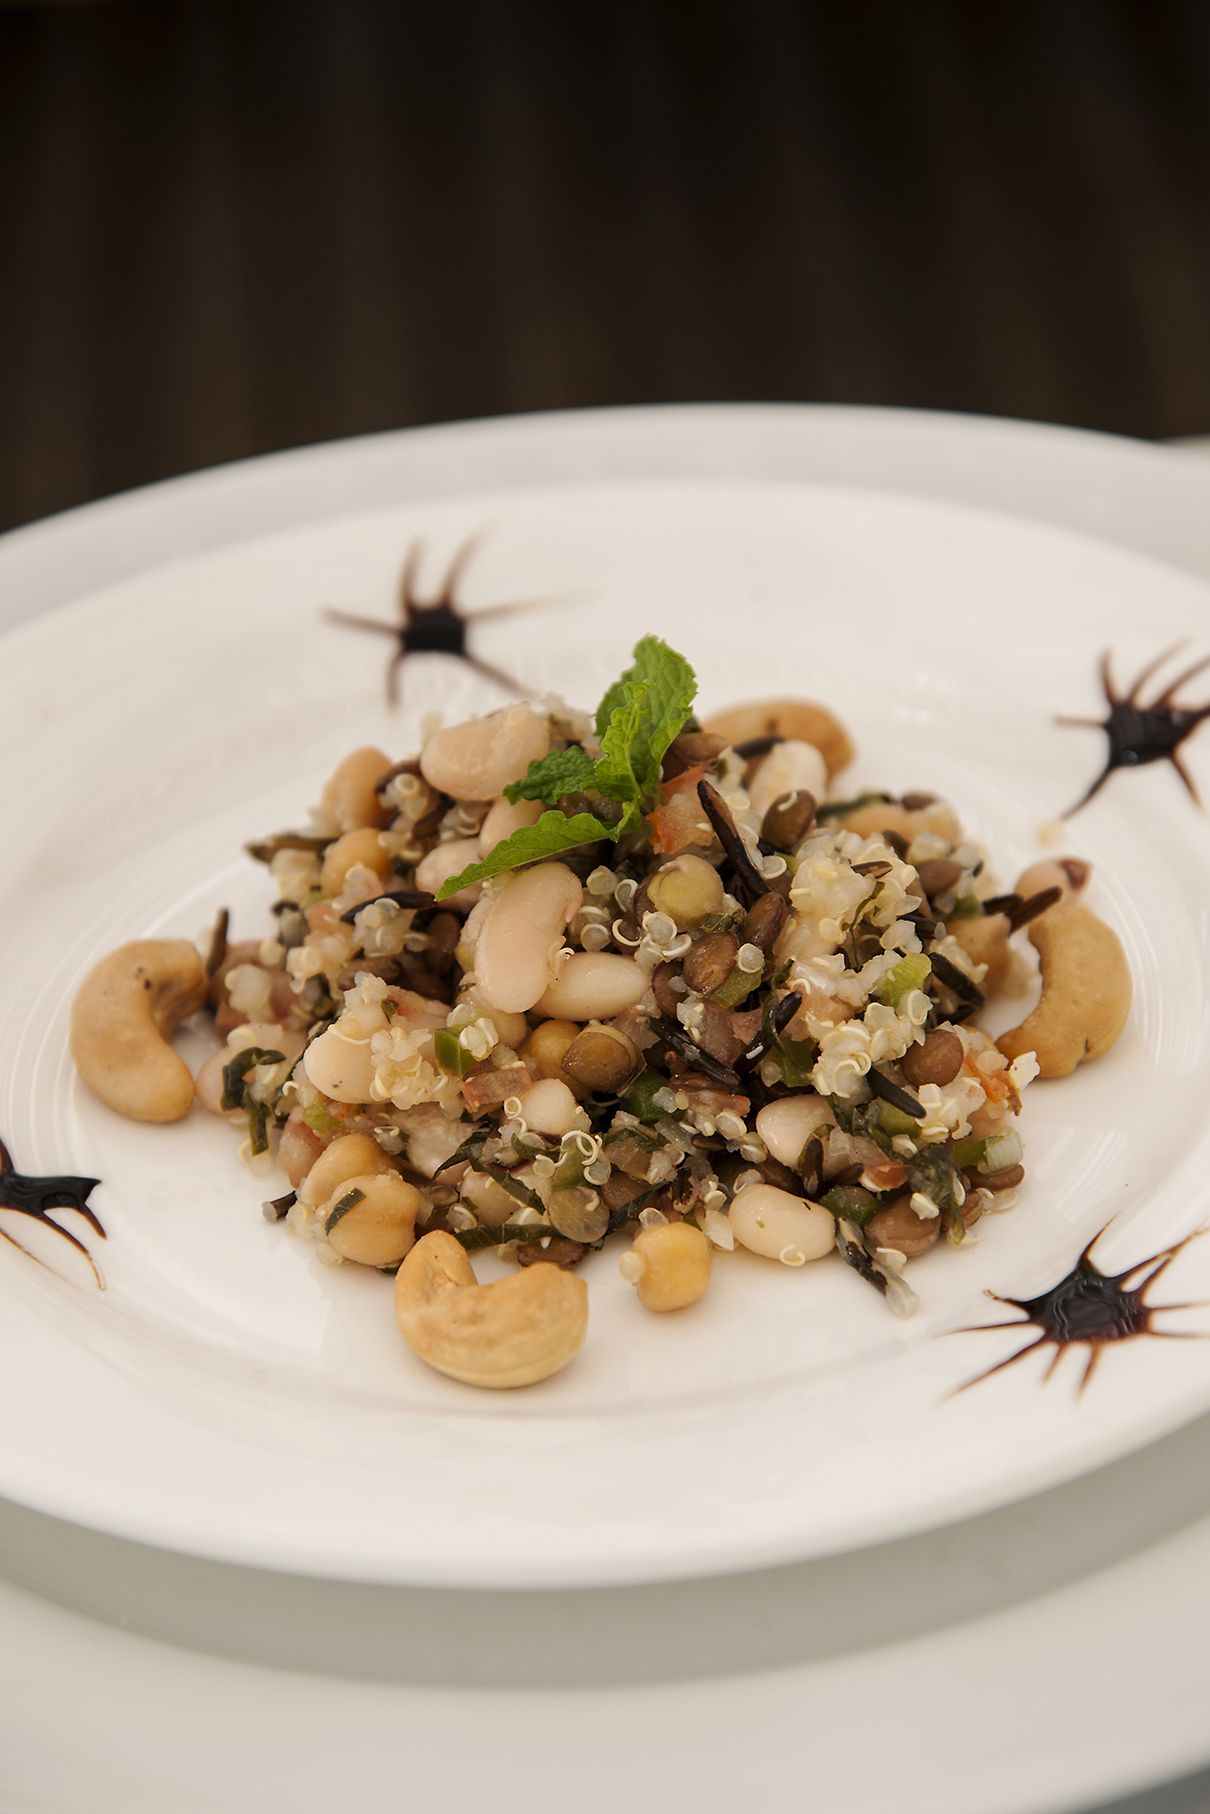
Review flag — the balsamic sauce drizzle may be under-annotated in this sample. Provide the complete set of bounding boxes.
[955,1227,1207,1395]
[1058,645,1210,816]
[0,1138,106,1288]
[325,532,568,705]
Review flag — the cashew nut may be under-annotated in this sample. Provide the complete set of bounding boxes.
[747,740,828,822]
[730,1183,835,1264]
[620,1221,713,1311]
[320,747,391,834]
[394,1230,588,1388]
[420,705,550,802]
[1015,856,1090,902]
[842,801,963,844]
[947,912,1012,997]
[71,939,208,1122]
[703,699,854,779]
[534,952,649,1021]
[997,902,1132,1078]
[475,862,583,1013]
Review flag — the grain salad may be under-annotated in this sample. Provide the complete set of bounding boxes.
[70,636,1133,1388]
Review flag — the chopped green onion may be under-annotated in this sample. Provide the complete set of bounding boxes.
[624,1071,669,1124]
[878,953,931,1010]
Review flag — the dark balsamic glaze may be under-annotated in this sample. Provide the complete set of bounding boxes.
[325,532,565,705]
[956,1228,1206,1394]
[1058,646,1210,816]
[0,1138,106,1287]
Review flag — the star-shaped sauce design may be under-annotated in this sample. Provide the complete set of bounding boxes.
[955,1227,1206,1394]
[1059,645,1210,816]
[325,532,565,705]
[0,1138,106,1287]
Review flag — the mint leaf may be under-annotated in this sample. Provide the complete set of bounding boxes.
[435,810,615,899]
[504,744,599,806]
[594,636,696,794]
[593,678,648,833]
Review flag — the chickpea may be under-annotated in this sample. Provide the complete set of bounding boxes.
[646,855,725,928]
[320,747,391,834]
[621,1222,713,1312]
[519,1019,585,1095]
[300,1132,396,1207]
[320,828,392,898]
[323,1171,419,1267]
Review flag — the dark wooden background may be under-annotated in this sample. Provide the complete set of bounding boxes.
[2,0,1210,533]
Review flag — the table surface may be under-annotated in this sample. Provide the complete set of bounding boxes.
[3,417,1210,1814]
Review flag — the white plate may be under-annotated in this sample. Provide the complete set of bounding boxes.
[4,457,1210,1589]
[4,408,1210,1814]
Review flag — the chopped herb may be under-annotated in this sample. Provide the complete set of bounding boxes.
[324,1187,365,1233]
[434,1026,474,1077]
[456,1220,553,1250]
[623,1071,671,1124]
[220,1046,285,1113]
[822,1185,878,1225]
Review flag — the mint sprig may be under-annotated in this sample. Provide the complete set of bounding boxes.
[435,637,697,900]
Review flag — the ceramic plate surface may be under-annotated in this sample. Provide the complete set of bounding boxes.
[3,467,1210,1587]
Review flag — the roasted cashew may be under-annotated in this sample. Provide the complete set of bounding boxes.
[1015,856,1090,901]
[997,903,1131,1078]
[947,911,1012,996]
[394,1230,589,1388]
[841,800,963,844]
[71,939,208,1122]
[703,698,854,780]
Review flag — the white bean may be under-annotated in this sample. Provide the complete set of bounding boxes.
[460,1167,523,1228]
[755,1095,836,1169]
[747,740,828,822]
[420,705,550,802]
[730,1183,834,1265]
[302,1016,376,1104]
[517,1078,588,1137]
[534,952,649,1021]
[415,838,482,908]
[475,863,583,1014]
[479,794,543,857]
